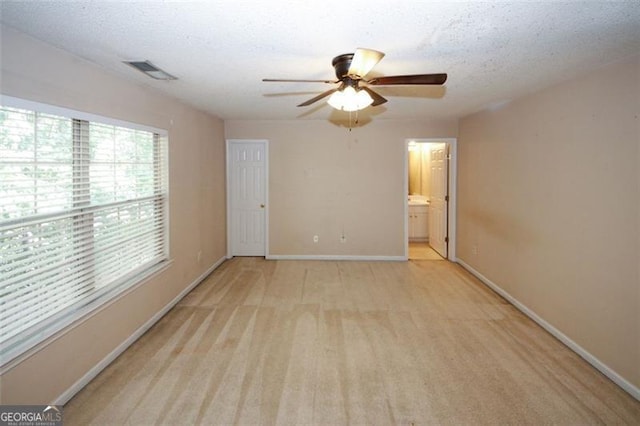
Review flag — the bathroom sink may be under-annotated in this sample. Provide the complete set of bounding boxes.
[408,200,428,206]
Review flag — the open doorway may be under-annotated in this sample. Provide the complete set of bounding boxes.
[405,138,457,261]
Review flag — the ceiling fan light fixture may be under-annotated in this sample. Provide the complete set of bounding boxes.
[327,86,373,112]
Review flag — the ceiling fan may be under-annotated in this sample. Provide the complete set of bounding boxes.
[263,48,447,111]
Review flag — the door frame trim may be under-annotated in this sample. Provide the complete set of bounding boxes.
[404,138,457,261]
[225,139,269,258]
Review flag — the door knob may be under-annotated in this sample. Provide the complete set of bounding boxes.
[260,204,265,208]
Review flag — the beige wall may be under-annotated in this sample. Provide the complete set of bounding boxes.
[420,147,431,199]
[409,149,421,195]
[408,145,432,197]
[0,26,227,403]
[225,119,457,257]
[457,56,640,390]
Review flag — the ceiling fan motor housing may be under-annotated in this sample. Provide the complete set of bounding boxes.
[332,53,355,79]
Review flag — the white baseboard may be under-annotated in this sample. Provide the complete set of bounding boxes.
[266,254,406,261]
[457,258,640,402]
[54,255,227,405]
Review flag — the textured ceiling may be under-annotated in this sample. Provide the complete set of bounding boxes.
[1,1,639,121]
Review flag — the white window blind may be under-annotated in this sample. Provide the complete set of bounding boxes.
[0,100,169,365]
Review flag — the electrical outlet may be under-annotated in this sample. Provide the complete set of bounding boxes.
[472,245,478,256]
[313,235,319,243]
[340,235,347,243]
[197,250,202,263]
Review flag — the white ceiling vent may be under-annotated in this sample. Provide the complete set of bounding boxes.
[124,60,177,80]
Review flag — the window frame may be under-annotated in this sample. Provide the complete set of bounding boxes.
[0,95,171,368]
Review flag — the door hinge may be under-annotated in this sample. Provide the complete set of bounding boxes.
[445,195,449,202]
[445,236,449,243]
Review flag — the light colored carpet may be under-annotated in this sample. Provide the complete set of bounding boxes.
[64,257,640,425]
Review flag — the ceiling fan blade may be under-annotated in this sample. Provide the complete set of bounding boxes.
[298,87,339,107]
[367,73,447,85]
[348,48,385,78]
[361,87,387,106]
[263,78,337,83]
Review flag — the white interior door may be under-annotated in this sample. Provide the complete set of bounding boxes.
[228,140,267,256]
[429,143,448,258]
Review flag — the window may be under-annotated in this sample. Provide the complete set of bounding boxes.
[0,97,169,364]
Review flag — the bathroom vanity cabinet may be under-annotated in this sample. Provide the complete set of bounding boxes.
[408,204,429,241]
